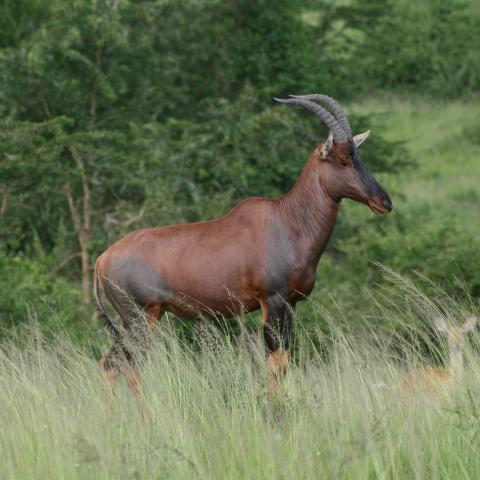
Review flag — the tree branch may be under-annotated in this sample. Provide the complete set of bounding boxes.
[90,42,101,118]
[64,182,82,235]
[69,146,91,236]
[52,252,82,274]
[123,203,146,228]
[39,91,52,118]
[65,146,92,308]
[0,186,9,217]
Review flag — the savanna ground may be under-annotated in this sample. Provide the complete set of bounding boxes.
[2,96,480,479]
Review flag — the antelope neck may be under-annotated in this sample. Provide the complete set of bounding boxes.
[449,349,464,379]
[275,156,339,261]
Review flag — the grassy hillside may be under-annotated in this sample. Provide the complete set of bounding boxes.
[354,95,480,217]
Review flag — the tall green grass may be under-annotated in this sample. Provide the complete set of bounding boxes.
[1,271,480,479]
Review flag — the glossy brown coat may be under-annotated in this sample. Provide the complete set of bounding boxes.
[96,152,339,319]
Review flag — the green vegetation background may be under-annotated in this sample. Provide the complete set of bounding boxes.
[0,0,479,343]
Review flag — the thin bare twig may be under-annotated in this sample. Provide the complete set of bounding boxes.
[0,186,9,217]
[51,252,82,274]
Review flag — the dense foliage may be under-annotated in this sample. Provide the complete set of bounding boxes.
[0,0,479,337]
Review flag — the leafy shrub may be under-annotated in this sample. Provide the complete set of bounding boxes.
[336,0,480,96]
[0,255,81,335]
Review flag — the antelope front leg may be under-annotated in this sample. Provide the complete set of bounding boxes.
[262,293,293,398]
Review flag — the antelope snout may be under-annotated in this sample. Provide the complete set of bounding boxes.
[368,193,393,215]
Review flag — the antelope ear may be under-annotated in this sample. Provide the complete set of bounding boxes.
[434,317,449,337]
[353,130,370,148]
[320,131,334,158]
[462,316,477,333]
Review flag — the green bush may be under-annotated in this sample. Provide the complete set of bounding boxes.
[337,0,480,96]
[0,255,81,334]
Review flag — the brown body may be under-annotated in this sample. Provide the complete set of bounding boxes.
[95,94,393,415]
[96,154,339,321]
[401,368,454,399]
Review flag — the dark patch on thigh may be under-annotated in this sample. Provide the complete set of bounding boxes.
[105,255,173,309]
[266,218,296,294]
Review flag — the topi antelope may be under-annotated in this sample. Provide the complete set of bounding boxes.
[94,93,392,414]
[401,316,477,399]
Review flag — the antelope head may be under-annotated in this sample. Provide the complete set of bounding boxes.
[431,315,477,382]
[274,94,393,214]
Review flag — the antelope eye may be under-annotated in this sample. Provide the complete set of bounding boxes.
[338,156,352,167]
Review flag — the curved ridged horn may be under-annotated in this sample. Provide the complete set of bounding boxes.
[273,97,347,142]
[290,94,352,137]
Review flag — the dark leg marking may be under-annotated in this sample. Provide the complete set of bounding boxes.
[262,293,294,397]
[264,293,293,355]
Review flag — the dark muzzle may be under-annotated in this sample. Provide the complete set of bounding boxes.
[354,149,393,215]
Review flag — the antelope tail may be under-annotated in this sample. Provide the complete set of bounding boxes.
[94,261,122,342]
